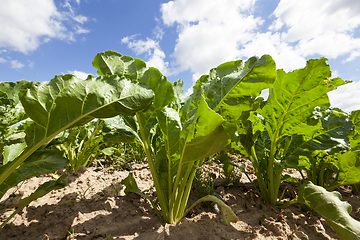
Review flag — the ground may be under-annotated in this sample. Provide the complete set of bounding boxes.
[1,159,359,240]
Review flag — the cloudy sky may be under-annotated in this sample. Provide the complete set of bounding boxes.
[1,0,360,112]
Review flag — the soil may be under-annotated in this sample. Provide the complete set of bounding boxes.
[1,159,360,240]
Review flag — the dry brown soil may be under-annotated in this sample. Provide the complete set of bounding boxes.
[1,160,360,240]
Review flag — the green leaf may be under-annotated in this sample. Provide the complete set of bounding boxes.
[0,149,68,198]
[170,79,185,112]
[181,93,229,164]
[349,110,360,150]
[135,68,176,149]
[92,50,147,80]
[100,147,118,156]
[185,195,239,225]
[155,107,182,191]
[297,181,360,240]
[121,172,147,198]
[185,55,276,124]
[0,73,154,192]
[102,115,139,143]
[285,108,354,187]
[157,107,182,159]
[260,59,346,142]
[3,142,27,165]
[0,80,31,129]
[332,151,360,188]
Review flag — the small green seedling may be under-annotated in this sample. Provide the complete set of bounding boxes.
[79,183,95,199]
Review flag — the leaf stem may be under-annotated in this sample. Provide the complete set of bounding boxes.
[136,113,170,223]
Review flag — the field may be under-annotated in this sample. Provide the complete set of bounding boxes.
[1,158,359,240]
[1,50,360,239]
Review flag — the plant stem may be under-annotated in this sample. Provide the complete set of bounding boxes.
[172,162,193,221]
[177,159,203,222]
[268,139,277,205]
[136,113,170,223]
[250,146,268,202]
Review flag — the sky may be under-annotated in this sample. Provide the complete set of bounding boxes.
[1,0,360,112]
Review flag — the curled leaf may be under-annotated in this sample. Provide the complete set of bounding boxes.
[298,181,360,240]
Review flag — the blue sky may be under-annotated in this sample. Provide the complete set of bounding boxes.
[1,0,360,112]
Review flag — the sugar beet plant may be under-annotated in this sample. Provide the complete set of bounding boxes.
[0,73,155,227]
[1,50,360,239]
[91,50,275,224]
[226,59,360,239]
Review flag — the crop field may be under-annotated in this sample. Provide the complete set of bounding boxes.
[1,50,360,239]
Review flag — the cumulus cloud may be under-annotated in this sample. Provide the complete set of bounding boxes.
[155,0,360,109]
[0,0,89,54]
[156,0,360,78]
[328,81,360,112]
[0,57,6,63]
[120,0,360,110]
[269,0,360,60]
[161,0,261,81]
[122,36,169,75]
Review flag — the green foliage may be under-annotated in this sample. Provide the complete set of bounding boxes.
[235,59,348,205]
[93,50,242,224]
[0,74,154,185]
[53,119,105,172]
[1,49,360,240]
[0,149,68,198]
[0,81,31,162]
[297,181,360,240]
[286,107,355,190]
[0,72,154,227]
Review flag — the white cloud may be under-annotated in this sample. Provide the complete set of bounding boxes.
[270,0,360,60]
[67,70,92,79]
[0,0,89,54]
[328,81,360,112]
[161,0,256,26]
[238,32,306,71]
[0,57,6,63]
[10,60,24,69]
[122,36,169,75]
[121,0,360,114]
[157,0,360,83]
[160,0,262,82]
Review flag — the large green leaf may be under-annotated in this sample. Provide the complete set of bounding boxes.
[185,55,276,123]
[0,149,68,198]
[297,181,360,240]
[259,59,346,142]
[135,67,176,141]
[102,115,139,143]
[331,151,360,189]
[92,50,147,80]
[93,51,175,141]
[0,81,31,157]
[157,107,182,159]
[181,93,229,164]
[287,108,353,165]
[0,74,154,189]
